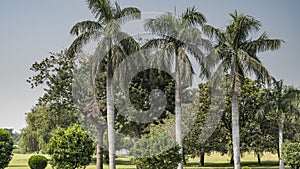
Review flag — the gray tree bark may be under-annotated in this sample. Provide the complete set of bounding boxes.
[107,62,116,169]
[232,93,241,169]
[279,112,285,169]
[175,57,183,169]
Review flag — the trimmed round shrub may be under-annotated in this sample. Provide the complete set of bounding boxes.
[0,128,14,169]
[28,155,48,169]
[47,124,95,169]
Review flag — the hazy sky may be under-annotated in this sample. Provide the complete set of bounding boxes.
[0,0,299,131]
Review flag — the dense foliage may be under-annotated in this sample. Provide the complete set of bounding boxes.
[28,155,48,169]
[0,128,14,169]
[131,135,181,169]
[282,141,300,169]
[47,124,94,169]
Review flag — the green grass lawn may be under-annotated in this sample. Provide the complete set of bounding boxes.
[8,152,283,169]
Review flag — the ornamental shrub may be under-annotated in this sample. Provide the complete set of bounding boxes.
[131,135,181,169]
[282,141,300,169]
[0,128,14,169]
[28,155,48,169]
[47,124,95,169]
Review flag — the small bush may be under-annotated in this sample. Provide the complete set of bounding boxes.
[28,155,48,169]
[131,135,181,169]
[282,141,300,169]
[0,128,14,169]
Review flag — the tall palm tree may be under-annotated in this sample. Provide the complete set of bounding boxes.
[144,7,209,169]
[203,11,283,169]
[68,0,141,169]
[264,79,300,169]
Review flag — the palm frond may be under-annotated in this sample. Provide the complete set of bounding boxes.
[144,13,177,37]
[227,11,261,44]
[182,7,206,26]
[70,20,103,36]
[142,38,169,49]
[86,0,113,22]
[178,48,194,85]
[242,32,284,53]
[203,24,225,43]
[115,7,141,24]
[68,30,102,56]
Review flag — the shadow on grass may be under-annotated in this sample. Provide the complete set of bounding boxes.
[7,165,29,167]
[185,160,278,168]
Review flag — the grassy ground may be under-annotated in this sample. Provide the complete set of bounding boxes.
[8,152,282,169]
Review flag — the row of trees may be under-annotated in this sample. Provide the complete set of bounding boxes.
[21,0,297,169]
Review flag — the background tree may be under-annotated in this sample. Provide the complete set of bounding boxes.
[262,79,300,168]
[47,124,94,169]
[184,82,228,166]
[3,129,20,145]
[0,128,13,169]
[69,0,141,168]
[25,51,79,153]
[203,10,283,169]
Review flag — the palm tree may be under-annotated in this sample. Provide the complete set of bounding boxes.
[144,7,209,169]
[68,0,141,169]
[264,79,300,169]
[203,11,283,169]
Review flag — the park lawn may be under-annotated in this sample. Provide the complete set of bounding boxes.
[8,152,282,169]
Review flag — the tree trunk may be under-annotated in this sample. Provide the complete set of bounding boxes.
[107,62,116,169]
[232,93,241,169]
[96,127,105,169]
[230,155,234,164]
[279,112,285,169]
[96,143,104,169]
[175,56,183,169]
[182,148,186,165]
[257,153,261,166]
[200,152,205,166]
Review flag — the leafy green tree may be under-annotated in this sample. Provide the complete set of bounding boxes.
[183,82,228,166]
[0,128,13,169]
[203,11,283,169]
[47,124,94,169]
[69,0,141,168]
[144,8,209,168]
[238,78,274,165]
[26,51,79,153]
[19,105,52,153]
[28,51,78,129]
[115,68,175,139]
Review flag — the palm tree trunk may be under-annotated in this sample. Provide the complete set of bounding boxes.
[279,112,285,169]
[107,61,116,169]
[232,92,241,169]
[175,56,183,169]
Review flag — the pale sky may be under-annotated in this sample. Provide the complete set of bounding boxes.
[0,0,299,131]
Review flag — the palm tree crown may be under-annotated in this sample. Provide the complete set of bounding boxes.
[204,10,284,92]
